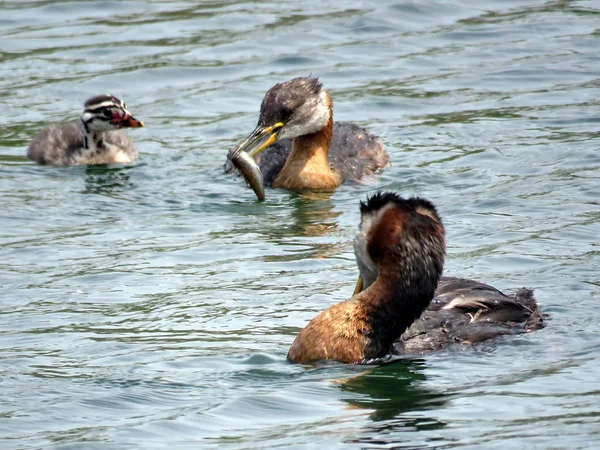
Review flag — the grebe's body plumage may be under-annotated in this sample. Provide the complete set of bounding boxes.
[288,192,544,364]
[397,276,543,354]
[27,95,143,166]
[227,77,389,191]
[28,120,139,166]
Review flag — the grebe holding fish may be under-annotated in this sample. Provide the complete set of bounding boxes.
[226,77,389,198]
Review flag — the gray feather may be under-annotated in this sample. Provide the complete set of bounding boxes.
[394,276,544,354]
[27,120,138,165]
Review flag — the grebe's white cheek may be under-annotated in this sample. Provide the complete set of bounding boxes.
[91,119,116,132]
[353,230,378,289]
[277,126,295,140]
[277,93,331,140]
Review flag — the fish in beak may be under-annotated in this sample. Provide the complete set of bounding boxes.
[227,147,266,201]
[227,121,284,201]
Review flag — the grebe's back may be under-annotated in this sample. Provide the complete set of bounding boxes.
[397,276,545,355]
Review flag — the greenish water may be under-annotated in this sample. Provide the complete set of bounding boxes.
[1,1,599,449]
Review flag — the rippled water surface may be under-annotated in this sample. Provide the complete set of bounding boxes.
[1,1,599,449]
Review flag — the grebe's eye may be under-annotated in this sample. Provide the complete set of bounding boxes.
[281,107,293,121]
[102,109,112,118]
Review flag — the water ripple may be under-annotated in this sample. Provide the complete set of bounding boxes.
[1,0,599,449]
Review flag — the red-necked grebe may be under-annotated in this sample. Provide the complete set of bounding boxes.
[288,192,544,364]
[27,94,143,165]
[227,77,390,192]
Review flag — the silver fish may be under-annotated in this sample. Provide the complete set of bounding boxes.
[227,148,265,201]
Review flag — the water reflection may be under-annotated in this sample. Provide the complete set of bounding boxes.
[83,165,136,196]
[287,191,341,237]
[339,360,447,421]
[226,189,344,260]
[338,360,448,446]
[258,191,345,264]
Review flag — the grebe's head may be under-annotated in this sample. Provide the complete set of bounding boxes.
[353,192,446,293]
[232,77,332,158]
[80,94,144,133]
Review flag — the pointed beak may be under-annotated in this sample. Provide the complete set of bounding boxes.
[112,110,144,128]
[119,115,144,128]
[353,275,364,296]
[234,122,284,157]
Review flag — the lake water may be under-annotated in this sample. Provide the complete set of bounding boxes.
[1,1,599,449]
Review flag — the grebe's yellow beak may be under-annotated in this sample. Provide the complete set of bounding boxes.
[353,275,364,296]
[233,122,284,158]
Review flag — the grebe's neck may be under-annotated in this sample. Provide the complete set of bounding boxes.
[359,263,439,359]
[273,106,341,191]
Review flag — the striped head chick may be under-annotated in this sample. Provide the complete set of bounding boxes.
[80,94,143,141]
[27,94,144,165]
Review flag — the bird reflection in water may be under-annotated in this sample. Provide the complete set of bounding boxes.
[287,191,341,238]
[337,360,448,446]
[83,165,135,196]
[257,192,344,264]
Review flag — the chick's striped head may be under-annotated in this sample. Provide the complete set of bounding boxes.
[80,94,143,132]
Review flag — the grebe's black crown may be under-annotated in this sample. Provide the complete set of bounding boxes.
[258,77,324,125]
[84,94,126,111]
[360,191,441,222]
[360,191,403,214]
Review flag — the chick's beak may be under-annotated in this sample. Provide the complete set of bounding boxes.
[234,122,284,157]
[119,114,144,128]
[113,111,144,128]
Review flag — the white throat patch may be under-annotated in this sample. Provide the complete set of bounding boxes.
[278,90,331,140]
[353,203,395,290]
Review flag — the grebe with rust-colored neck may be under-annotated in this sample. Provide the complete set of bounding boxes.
[227,77,389,192]
[353,196,544,356]
[288,192,545,364]
[288,192,446,364]
[27,94,143,166]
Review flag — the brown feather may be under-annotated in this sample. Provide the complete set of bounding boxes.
[273,104,341,191]
[288,196,445,364]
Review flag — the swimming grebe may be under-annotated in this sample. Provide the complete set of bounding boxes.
[288,192,544,364]
[226,77,390,191]
[288,192,445,364]
[27,94,143,165]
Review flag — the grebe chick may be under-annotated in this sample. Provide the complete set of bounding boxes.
[226,77,390,191]
[27,94,143,165]
[288,192,446,364]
